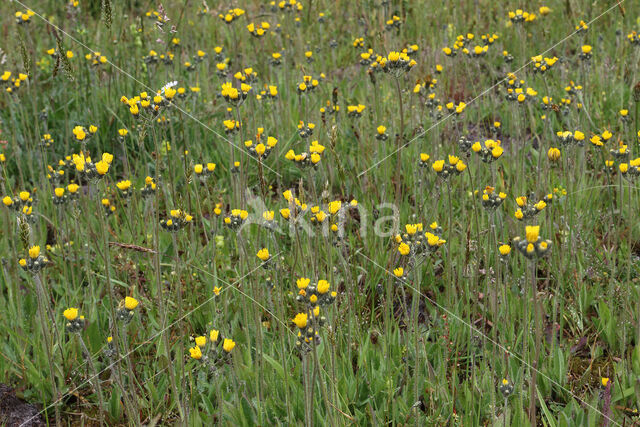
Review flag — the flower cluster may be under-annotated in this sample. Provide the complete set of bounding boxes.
[292,278,336,352]
[141,176,157,197]
[63,308,85,333]
[3,190,33,214]
[116,296,139,323]
[432,155,467,179]
[378,51,416,76]
[514,194,551,220]
[285,140,325,168]
[224,209,249,229]
[1,70,28,94]
[395,222,446,259]
[244,134,278,160]
[160,209,193,231]
[531,55,558,74]
[189,329,236,362]
[513,225,552,259]
[193,162,217,179]
[508,9,537,24]
[19,245,49,273]
[71,152,113,180]
[619,157,640,180]
[219,8,245,24]
[471,139,504,162]
[480,186,507,210]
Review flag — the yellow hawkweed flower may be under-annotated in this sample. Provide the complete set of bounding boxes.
[95,161,109,175]
[398,242,410,255]
[499,244,511,255]
[28,245,40,259]
[317,280,330,294]
[210,329,220,342]
[189,346,202,359]
[292,313,308,328]
[257,248,270,261]
[525,225,540,243]
[297,277,310,289]
[223,338,236,353]
[195,336,207,347]
[124,296,139,310]
[63,307,79,321]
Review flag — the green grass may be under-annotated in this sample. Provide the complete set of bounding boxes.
[1,0,640,425]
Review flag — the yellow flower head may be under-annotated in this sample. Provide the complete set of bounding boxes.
[189,346,202,359]
[195,336,207,347]
[124,296,139,310]
[297,277,310,289]
[498,244,511,256]
[29,245,40,259]
[398,242,410,255]
[63,307,79,321]
[432,160,445,172]
[317,279,330,294]
[210,329,220,342]
[95,161,109,175]
[292,312,308,328]
[223,338,236,353]
[257,248,270,261]
[525,225,540,243]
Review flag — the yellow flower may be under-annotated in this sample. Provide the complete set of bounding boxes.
[195,336,207,347]
[297,277,310,289]
[63,307,79,321]
[525,225,540,243]
[317,280,330,294]
[425,232,440,247]
[124,296,139,310]
[194,164,203,174]
[581,45,592,54]
[223,338,236,353]
[328,200,342,214]
[547,147,561,161]
[393,267,404,277]
[377,125,386,135]
[29,245,40,259]
[95,161,109,175]
[398,242,410,255]
[189,346,202,359]
[257,248,270,261]
[499,244,511,256]
[432,160,444,172]
[210,329,220,342]
[292,313,308,328]
[3,196,13,206]
[116,180,131,191]
[601,377,610,387]
[19,191,30,201]
[213,286,222,296]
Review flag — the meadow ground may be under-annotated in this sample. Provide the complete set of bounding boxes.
[1,0,640,425]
